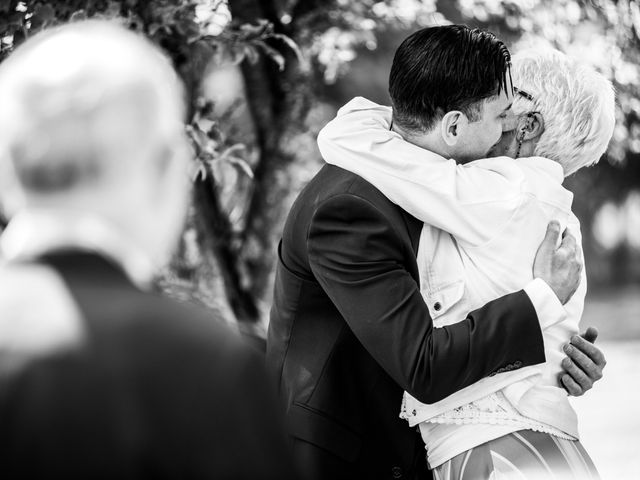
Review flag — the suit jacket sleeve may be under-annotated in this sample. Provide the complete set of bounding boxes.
[307,193,546,404]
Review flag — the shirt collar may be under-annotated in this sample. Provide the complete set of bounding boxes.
[516,156,573,212]
[0,209,155,289]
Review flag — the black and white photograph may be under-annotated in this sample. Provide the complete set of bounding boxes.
[0,1,638,479]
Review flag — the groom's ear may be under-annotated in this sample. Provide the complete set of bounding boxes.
[441,110,465,146]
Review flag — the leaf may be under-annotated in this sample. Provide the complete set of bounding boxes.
[239,19,271,37]
[190,161,209,182]
[218,143,247,160]
[224,156,254,179]
[148,22,162,36]
[254,40,285,71]
[215,144,253,180]
[69,9,88,22]
[269,32,305,64]
[243,44,259,64]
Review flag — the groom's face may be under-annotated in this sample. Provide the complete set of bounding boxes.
[453,88,515,163]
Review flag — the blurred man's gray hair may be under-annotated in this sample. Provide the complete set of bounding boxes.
[511,48,615,176]
[0,20,186,198]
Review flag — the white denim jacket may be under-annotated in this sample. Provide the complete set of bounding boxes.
[317,97,586,466]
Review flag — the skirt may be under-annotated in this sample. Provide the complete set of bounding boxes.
[432,429,600,480]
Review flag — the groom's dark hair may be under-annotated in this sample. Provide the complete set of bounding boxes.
[389,25,512,132]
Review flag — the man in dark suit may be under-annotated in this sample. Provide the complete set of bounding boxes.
[268,25,606,480]
[0,21,295,479]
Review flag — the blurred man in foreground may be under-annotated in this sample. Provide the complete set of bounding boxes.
[0,20,295,479]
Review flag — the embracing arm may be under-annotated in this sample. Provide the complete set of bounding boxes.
[530,220,603,394]
[307,193,548,403]
[317,98,526,246]
[562,327,606,396]
[556,219,606,395]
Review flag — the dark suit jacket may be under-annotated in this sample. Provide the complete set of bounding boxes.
[0,251,296,480]
[267,165,547,480]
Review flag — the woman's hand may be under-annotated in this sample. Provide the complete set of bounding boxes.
[533,221,583,305]
[560,327,606,396]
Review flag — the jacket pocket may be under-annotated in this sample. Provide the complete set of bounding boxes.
[287,402,362,463]
[422,279,465,321]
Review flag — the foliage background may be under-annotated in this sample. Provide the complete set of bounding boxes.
[0,0,639,477]
[1,0,638,330]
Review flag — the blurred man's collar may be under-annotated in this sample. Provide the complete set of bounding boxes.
[0,209,155,289]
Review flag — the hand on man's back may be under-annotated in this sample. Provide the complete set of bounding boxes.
[533,225,606,395]
[533,221,583,305]
[561,327,606,396]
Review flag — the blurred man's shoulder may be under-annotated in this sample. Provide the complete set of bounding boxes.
[0,262,86,359]
[132,289,249,353]
[0,259,252,368]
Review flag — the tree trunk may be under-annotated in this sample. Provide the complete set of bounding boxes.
[229,0,316,309]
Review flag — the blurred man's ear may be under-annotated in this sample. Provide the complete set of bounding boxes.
[154,132,189,176]
[519,112,544,141]
[440,110,465,146]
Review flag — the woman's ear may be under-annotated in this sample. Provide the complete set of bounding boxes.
[440,110,466,146]
[518,112,544,141]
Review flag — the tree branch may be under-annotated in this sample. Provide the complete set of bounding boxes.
[228,0,316,304]
[192,173,259,322]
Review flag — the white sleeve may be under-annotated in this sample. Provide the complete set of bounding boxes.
[317,98,528,246]
[523,278,567,330]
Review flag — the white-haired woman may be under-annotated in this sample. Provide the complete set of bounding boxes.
[317,49,614,478]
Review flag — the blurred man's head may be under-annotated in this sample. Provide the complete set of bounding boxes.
[489,48,615,176]
[389,25,514,162]
[0,20,190,265]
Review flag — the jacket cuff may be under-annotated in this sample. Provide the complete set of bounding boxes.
[524,278,567,330]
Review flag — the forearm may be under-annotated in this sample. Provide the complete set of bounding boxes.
[317,99,526,244]
[308,194,546,404]
[413,290,548,402]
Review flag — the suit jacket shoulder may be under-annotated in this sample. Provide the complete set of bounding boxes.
[281,164,423,277]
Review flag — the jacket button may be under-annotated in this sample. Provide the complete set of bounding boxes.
[433,302,441,311]
[391,466,403,478]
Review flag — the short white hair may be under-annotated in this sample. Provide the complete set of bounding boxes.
[0,20,186,193]
[510,48,615,176]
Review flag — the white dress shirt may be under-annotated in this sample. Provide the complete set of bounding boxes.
[317,97,585,467]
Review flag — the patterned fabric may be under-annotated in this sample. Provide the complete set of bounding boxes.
[433,430,600,480]
[424,391,569,436]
